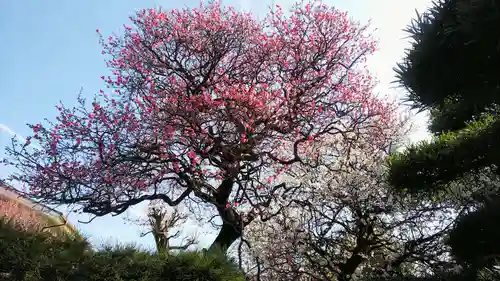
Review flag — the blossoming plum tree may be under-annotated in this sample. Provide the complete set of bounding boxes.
[237,116,461,281]
[5,1,392,250]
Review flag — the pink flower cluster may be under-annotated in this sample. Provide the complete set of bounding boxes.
[13,1,395,217]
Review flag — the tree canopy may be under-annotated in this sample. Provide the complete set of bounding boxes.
[4,1,392,252]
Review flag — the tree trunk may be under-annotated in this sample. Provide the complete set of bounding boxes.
[338,254,365,281]
[207,178,242,252]
[153,232,169,254]
[338,222,372,281]
[208,217,242,252]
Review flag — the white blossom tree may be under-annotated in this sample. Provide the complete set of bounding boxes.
[235,112,464,281]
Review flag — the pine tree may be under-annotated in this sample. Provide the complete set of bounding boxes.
[387,0,500,279]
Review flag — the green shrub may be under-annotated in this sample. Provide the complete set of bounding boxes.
[0,218,90,280]
[387,114,500,195]
[0,218,244,281]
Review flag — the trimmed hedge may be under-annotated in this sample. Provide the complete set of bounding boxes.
[0,219,244,281]
[387,114,500,195]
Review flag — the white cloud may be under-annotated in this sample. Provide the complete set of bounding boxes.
[0,123,26,143]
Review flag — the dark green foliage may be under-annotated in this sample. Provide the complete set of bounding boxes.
[388,0,500,280]
[447,199,500,270]
[0,218,245,281]
[389,0,500,192]
[388,114,500,194]
[0,218,90,281]
[394,0,500,131]
[427,101,500,135]
[70,246,243,281]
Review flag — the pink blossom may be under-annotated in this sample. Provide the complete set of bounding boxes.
[32,124,41,133]
[5,1,396,246]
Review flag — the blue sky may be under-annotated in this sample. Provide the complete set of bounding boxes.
[0,0,433,250]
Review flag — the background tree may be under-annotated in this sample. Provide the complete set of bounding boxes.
[4,1,392,251]
[236,114,463,281]
[130,202,197,254]
[387,0,500,278]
